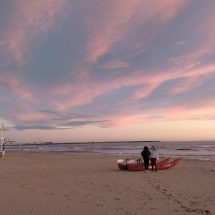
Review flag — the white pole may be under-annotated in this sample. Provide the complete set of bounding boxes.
[1,138,5,156]
[1,124,3,139]
[0,138,5,152]
[1,123,4,151]
[0,138,2,151]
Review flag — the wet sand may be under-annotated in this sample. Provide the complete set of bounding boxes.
[0,153,214,215]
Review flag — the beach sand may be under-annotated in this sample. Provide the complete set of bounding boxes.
[0,153,214,215]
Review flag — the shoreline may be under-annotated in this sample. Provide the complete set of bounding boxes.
[5,150,215,162]
[4,141,215,161]
[1,152,215,215]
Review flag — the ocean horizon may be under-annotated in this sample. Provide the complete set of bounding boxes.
[4,140,215,161]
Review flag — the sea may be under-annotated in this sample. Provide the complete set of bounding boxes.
[5,141,215,161]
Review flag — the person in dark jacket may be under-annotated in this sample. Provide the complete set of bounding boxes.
[141,146,151,172]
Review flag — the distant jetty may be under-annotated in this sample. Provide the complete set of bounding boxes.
[6,140,161,146]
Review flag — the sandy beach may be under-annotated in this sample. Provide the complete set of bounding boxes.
[0,153,214,215]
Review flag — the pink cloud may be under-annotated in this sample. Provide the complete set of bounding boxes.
[132,83,158,100]
[106,115,143,127]
[106,103,215,128]
[98,60,129,69]
[18,113,46,122]
[163,105,215,122]
[0,0,194,110]
[43,56,215,112]
[0,75,32,99]
[188,5,215,40]
[49,84,73,96]
[167,76,202,96]
[84,1,139,62]
[56,69,150,108]
[176,41,186,45]
[130,63,215,101]
[50,101,68,111]
[0,0,67,67]
[169,10,215,73]
[170,46,215,71]
[85,0,188,62]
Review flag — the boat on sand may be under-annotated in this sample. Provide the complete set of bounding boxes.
[127,158,181,171]
[118,157,171,170]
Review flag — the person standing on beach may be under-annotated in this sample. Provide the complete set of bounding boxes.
[150,146,159,172]
[141,146,151,172]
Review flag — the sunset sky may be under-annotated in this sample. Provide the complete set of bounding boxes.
[1,0,215,143]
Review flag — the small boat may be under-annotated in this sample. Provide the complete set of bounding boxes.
[117,158,141,170]
[118,157,171,170]
[127,158,181,171]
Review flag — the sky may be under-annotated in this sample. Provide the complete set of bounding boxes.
[1,0,215,143]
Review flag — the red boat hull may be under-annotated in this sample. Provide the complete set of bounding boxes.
[127,158,181,171]
[118,162,128,170]
[118,157,171,170]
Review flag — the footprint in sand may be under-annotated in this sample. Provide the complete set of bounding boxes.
[114,198,120,200]
[95,204,104,207]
